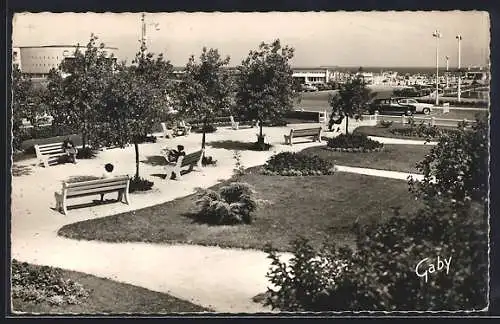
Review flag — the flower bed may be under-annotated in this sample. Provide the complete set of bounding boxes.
[327,133,383,152]
[262,152,335,176]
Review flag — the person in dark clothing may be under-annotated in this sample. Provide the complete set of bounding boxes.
[100,163,115,202]
[169,145,186,180]
[62,138,78,164]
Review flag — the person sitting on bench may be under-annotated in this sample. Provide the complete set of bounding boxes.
[62,138,78,164]
[100,163,115,202]
[168,145,186,179]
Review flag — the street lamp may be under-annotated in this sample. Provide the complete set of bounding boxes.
[140,13,160,50]
[445,55,449,88]
[432,30,442,106]
[456,34,462,102]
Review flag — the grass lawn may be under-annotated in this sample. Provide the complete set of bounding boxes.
[302,144,431,174]
[12,263,211,314]
[58,169,422,252]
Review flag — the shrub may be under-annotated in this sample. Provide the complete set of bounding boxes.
[11,259,90,305]
[194,182,258,225]
[232,150,246,177]
[129,175,154,193]
[76,147,97,159]
[202,155,217,166]
[327,133,383,151]
[193,124,217,133]
[264,201,487,311]
[379,120,393,128]
[263,152,335,176]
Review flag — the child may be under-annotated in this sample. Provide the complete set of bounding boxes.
[100,163,114,202]
[62,138,78,164]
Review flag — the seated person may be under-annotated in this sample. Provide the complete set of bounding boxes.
[168,145,186,180]
[62,138,78,164]
[100,163,115,202]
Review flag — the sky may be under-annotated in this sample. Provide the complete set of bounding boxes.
[12,11,490,68]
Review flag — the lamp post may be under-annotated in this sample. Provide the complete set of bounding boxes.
[456,34,462,102]
[140,13,160,50]
[445,55,449,88]
[432,30,442,106]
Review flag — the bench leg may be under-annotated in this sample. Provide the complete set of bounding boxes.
[284,135,293,146]
[54,192,68,215]
[42,158,49,168]
[118,189,130,205]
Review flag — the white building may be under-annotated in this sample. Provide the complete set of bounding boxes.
[15,45,119,78]
[292,68,333,84]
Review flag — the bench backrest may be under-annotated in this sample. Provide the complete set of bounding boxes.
[35,142,65,156]
[64,175,130,197]
[179,150,203,168]
[291,127,322,137]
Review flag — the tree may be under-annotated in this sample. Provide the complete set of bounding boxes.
[174,47,233,151]
[102,43,174,178]
[45,34,115,149]
[328,76,374,134]
[12,65,34,150]
[235,39,295,149]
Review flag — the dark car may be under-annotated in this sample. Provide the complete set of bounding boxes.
[368,98,416,116]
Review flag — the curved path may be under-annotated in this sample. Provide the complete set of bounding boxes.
[11,124,426,313]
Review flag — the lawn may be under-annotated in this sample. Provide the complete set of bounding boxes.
[58,169,422,252]
[301,144,431,174]
[12,263,211,314]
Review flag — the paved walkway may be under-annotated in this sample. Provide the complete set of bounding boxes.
[11,124,428,313]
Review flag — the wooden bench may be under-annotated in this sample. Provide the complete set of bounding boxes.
[161,122,175,138]
[176,121,192,136]
[54,175,131,215]
[34,142,67,167]
[284,127,323,145]
[165,149,204,180]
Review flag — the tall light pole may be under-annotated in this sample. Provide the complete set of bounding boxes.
[432,30,442,106]
[456,34,462,102]
[445,55,449,88]
[140,13,160,52]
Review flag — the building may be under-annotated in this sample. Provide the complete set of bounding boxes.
[292,68,333,85]
[15,45,119,78]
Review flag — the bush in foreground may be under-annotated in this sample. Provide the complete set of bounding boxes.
[129,175,154,193]
[262,152,335,176]
[327,133,383,152]
[264,201,487,311]
[194,182,257,225]
[12,259,90,306]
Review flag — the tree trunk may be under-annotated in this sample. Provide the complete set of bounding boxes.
[201,120,207,150]
[134,142,140,179]
[345,116,349,135]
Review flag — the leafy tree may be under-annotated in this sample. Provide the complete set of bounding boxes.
[174,47,233,151]
[12,65,34,150]
[45,34,115,149]
[408,116,488,205]
[102,43,174,178]
[328,76,374,134]
[235,39,295,149]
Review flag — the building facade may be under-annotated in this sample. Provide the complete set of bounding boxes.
[16,45,119,78]
[292,68,333,84]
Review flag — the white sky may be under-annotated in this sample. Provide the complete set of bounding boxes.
[12,11,490,67]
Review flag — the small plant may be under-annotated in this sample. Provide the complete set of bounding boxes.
[327,133,383,152]
[76,147,97,159]
[202,155,217,167]
[129,175,154,193]
[263,152,335,176]
[233,150,246,177]
[11,259,90,306]
[194,182,258,225]
[380,120,393,128]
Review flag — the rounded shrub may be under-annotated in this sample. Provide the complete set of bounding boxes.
[327,133,383,152]
[129,175,154,193]
[263,152,335,176]
[194,182,258,225]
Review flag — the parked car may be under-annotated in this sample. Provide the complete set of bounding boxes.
[368,98,417,116]
[301,83,318,92]
[316,83,330,91]
[395,97,433,114]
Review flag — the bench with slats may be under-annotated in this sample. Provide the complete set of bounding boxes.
[165,149,204,180]
[34,142,67,167]
[54,175,131,215]
[284,127,323,145]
